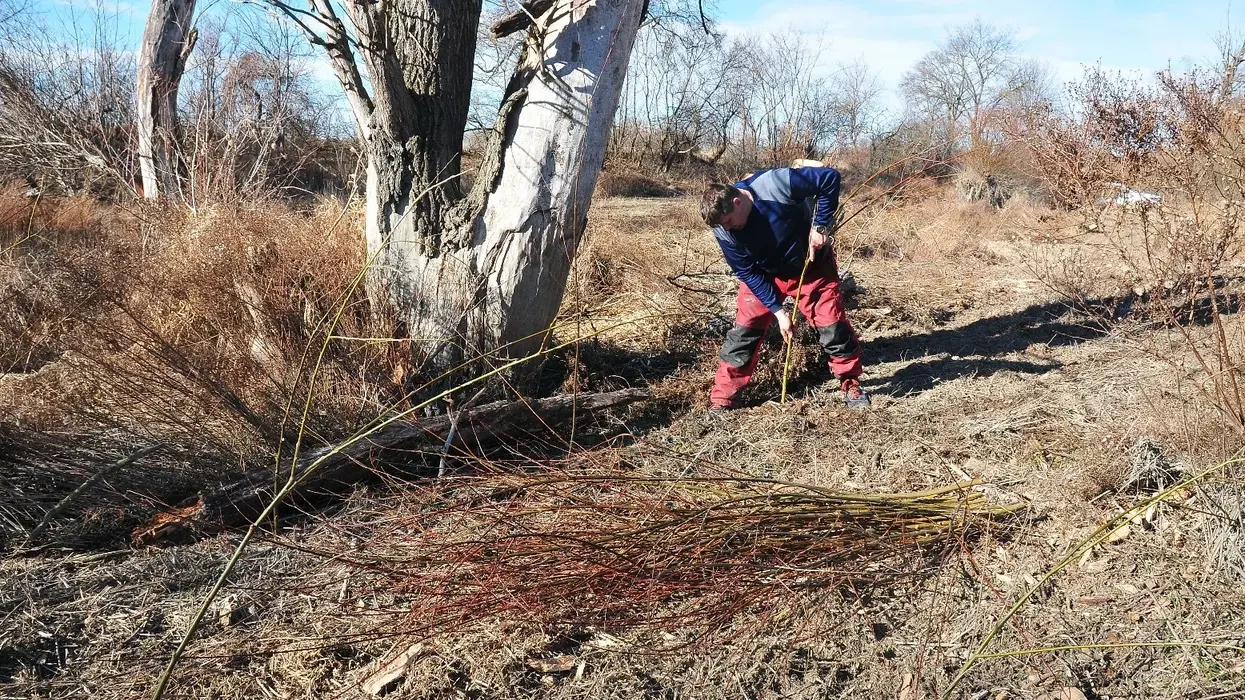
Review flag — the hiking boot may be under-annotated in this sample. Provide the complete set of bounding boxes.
[842,378,871,409]
[700,403,733,430]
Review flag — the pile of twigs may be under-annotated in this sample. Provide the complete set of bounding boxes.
[336,472,1023,634]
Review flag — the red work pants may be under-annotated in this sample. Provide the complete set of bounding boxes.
[709,254,862,408]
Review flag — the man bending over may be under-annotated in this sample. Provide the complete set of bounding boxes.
[699,165,869,411]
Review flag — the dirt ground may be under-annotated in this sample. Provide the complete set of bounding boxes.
[3,191,1244,699]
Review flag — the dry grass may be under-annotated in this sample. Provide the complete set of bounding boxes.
[836,183,1074,270]
[2,192,389,426]
[0,190,413,547]
[595,169,683,198]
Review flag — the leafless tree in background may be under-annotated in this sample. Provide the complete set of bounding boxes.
[737,31,835,163]
[613,20,739,168]
[467,2,525,135]
[0,0,350,200]
[610,23,891,172]
[0,0,29,31]
[900,19,1047,154]
[178,11,349,202]
[0,3,135,193]
[136,0,197,201]
[829,58,884,149]
[1215,26,1245,99]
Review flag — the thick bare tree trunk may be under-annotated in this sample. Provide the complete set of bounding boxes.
[267,0,643,380]
[351,0,479,272]
[136,0,195,201]
[366,0,646,374]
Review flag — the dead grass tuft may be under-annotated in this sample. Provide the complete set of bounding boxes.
[596,170,682,198]
[839,185,1067,269]
[954,166,1010,208]
[0,186,105,246]
[1203,473,1245,582]
[0,192,404,544]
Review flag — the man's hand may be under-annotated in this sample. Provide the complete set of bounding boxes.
[774,309,793,343]
[808,228,830,261]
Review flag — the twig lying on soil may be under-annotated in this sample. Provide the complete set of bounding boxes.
[24,442,166,546]
[438,386,490,478]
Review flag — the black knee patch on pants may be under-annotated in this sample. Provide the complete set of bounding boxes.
[719,324,765,368]
[817,321,859,357]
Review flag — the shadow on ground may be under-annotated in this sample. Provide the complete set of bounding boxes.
[864,299,1107,396]
[534,317,719,440]
[772,299,1109,400]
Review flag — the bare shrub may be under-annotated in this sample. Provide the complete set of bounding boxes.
[596,171,681,198]
[1028,244,1127,316]
[0,193,422,543]
[178,15,356,204]
[1023,67,1245,430]
[0,188,110,373]
[0,10,135,195]
[0,5,354,203]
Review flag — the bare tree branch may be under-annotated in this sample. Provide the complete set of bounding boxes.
[490,0,554,38]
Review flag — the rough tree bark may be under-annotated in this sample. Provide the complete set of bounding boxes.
[136,0,196,201]
[282,0,645,379]
[409,0,647,373]
[346,0,481,367]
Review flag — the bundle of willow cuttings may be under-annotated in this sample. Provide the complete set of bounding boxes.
[322,472,1023,636]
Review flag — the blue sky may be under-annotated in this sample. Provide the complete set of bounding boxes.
[714,0,1241,93]
[24,0,1244,110]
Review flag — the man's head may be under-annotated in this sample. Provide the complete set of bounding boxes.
[700,183,751,230]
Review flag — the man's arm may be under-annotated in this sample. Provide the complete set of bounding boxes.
[715,234,782,314]
[788,166,842,227]
[719,237,794,340]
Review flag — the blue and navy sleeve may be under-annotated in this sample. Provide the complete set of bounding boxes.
[715,229,783,313]
[788,167,842,227]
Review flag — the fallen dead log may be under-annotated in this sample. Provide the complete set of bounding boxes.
[132,388,649,545]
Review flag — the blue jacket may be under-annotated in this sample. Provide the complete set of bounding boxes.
[712,167,841,313]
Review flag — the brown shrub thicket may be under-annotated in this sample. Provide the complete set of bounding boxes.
[0,190,413,539]
[1022,68,1245,429]
[595,169,683,198]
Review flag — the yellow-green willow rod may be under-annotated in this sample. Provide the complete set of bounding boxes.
[942,451,1245,698]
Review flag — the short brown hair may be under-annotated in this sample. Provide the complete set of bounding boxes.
[700,183,740,226]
